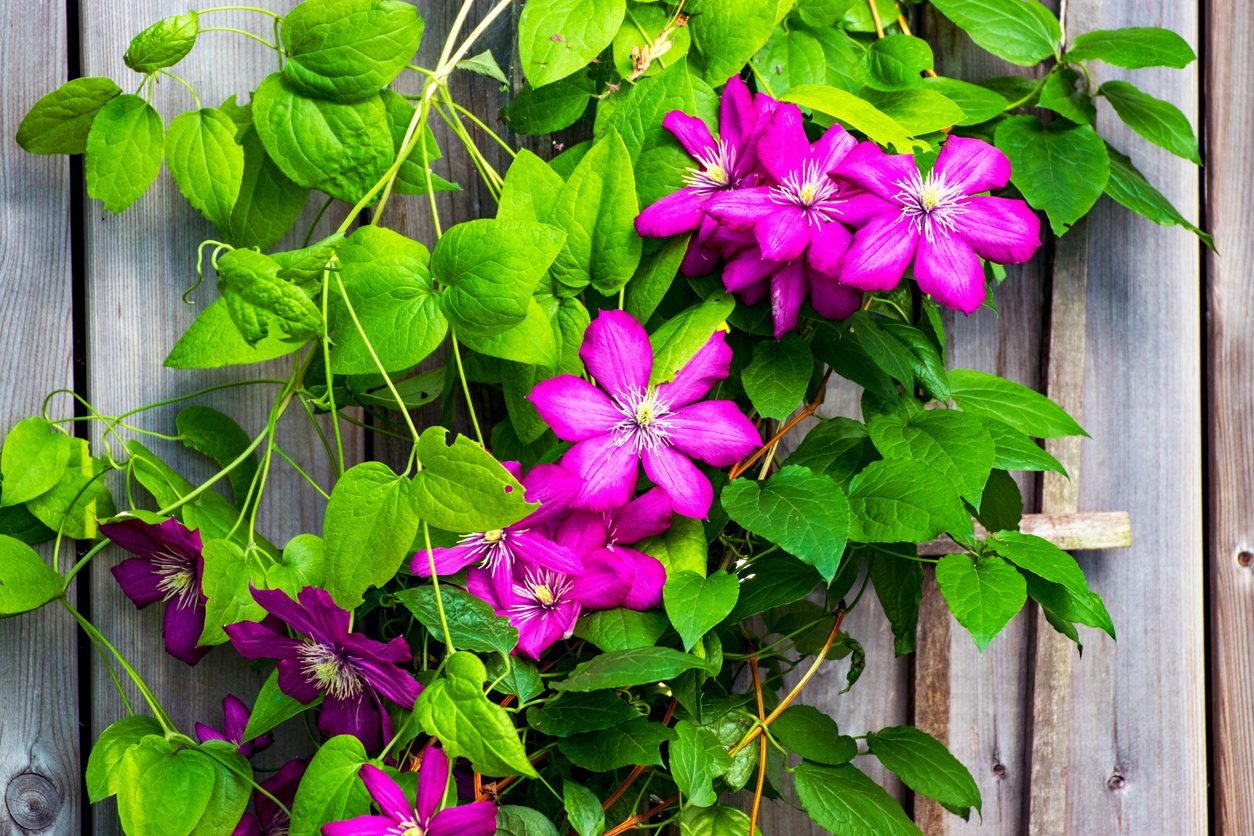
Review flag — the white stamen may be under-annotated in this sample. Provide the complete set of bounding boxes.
[152,550,198,608]
[296,642,363,700]
[893,170,968,242]
[458,528,516,575]
[769,160,842,225]
[508,567,575,626]
[611,387,674,454]
[683,138,740,193]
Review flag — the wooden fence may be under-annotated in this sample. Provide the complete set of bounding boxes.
[0,0,1233,832]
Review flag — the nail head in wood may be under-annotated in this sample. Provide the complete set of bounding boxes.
[5,773,61,831]
[1236,549,1253,568]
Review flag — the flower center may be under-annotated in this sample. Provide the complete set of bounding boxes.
[152,550,198,608]
[296,642,363,700]
[483,529,504,544]
[894,170,968,241]
[683,138,739,193]
[770,160,842,223]
[509,568,575,624]
[612,387,673,454]
[400,824,424,836]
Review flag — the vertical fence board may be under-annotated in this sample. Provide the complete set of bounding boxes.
[1205,0,1254,831]
[0,2,80,832]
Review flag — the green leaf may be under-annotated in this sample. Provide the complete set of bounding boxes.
[785,418,875,486]
[866,409,995,503]
[994,115,1108,235]
[548,130,641,295]
[670,720,733,806]
[663,570,739,651]
[410,427,535,533]
[1022,571,1115,642]
[527,691,641,737]
[878,321,949,401]
[742,334,813,420]
[518,0,627,86]
[0,417,73,506]
[949,368,1086,438]
[243,669,319,742]
[498,149,566,224]
[379,91,458,197]
[573,607,671,651]
[847,459,970,543]
[17,77,121,154]
[782,84,915,152]
[722,466,850,582]
[554,646,713,691]
[331,226,448,373]
[199,539,265,645]
[613,2,692,78]
[1066,27,1195,69]
[165,298,302,369]
[0,535,63,616]
[323,462,420,609]
[771,705,858,764]
[595,56,707,163]
[859,88,964,137]
[395,585,519,655]
[929,0,1060,66]
[225,127,309,251]
[1104,145,1211,247]
[867,725,981,817]
[680,805,763,836]
[26,439,114,540]
[459,298,558,367]
[1099,80,1200,165]
[264,533,328,595]
[935,553,1026,650]
[497,806,559,836]
[729,553,821,620]
[563,781,605,836]
[867,549,923,655]
[486,655,544,703]
[252,72,391,204]
[636,515,708,577]
[0,499,54,546]
[794,762,921,836]
[415,651,537,778]
[175,406,257,505]
[86,716,163,802]
[648,293,735,385]
[978,416,1066,474]
[974,468,1022,532]
[116,739,216,836]
[752,26,829,93]
[288,735,371,836]
[190,742,254,836]
[1038,68,1095,125]
[166,109,245,229]
[215,248,322,345]
[625,234,688,323]
[458,49,509,84]
[860,35,933,91]
[988,530,1088,594]
[281,0,423,102]
[502,74,594,135]
[686,0,777,84]
[433,219,565,337]
[557,716,677,770]
[920,76,1008,126]
[125,12,199,72]
[85,94,165,213]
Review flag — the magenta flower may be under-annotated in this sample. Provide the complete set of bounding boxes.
[411,462,583,601]
[528,310,760,519]
[234,758,305,836]
[194,694,273,759]
[322,749,497,836]
[836,135,1042,313]
[720,238,865,336]
[224,586,422,752]
[467,564,583,660]
[101,515,210,666]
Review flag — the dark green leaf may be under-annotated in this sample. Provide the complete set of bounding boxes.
[175,406,257,505]
[785,418,876,486]
[17,77,121,154]
[929,0,1060,66]
[772,705,858,764]
[625,234,688,323]
[563,781,605,836]
[225,127,309,251]
[553,646,713,691]
[974,468,1022,531]
[949,368,1086,438]
[1066,27,1195,69]
[664,570,739,650]
[935,553,1026,650]
[988,530,1088,594]
[558,716,676,770]
[867,408,995,503]
[85,94,165,213]
[868,549,923,656]
[573,607,671,651]
[794,762,921,835]
[847,459,970,543]
[527,691,640,737]
[1104,145,1211,247]
[395,585,519,655]
[1099,80,1200,164]
[670,720,732,806]
[742,335,813,420]
[867,725,981,817]
[978,416,1066,474]
[729,554,821,621]
[994,115,1108,236]
[1038,68,1095,125]
[1022,571,1115,641]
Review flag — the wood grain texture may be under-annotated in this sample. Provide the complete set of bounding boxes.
[0,2,81,832]
[917,512,1131,556]
[1061,0,1206,832]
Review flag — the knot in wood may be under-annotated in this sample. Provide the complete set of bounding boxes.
[1106,771,1127,792]
[991,762,1008,780]
[5,772,61,831]
[1236,550,1253,568]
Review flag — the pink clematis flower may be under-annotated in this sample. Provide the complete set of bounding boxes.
[322,751,496,836]
[528,310,760,519]
[836,135,1042,313]
[468,563,584,660]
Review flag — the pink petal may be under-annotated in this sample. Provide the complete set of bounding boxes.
[571,548,635,610]
[411,542,480,577]
[706,187,776,227]
[837,187,895,227]
[657,330,733,407]
[618,547,667,610]
[755,206,810,262]
[554,510,609,557]
[722,246,778,293]
[511,529,584,575]
[520,464,583,524]
[738,279,768,306]
[465,567,504,611]
[680,236,721,278]
[529,375,621,442]
[934,135,1011,194]
[913,231,986,314]
[758,103,809,183]
[838,214,919,291]
[635,189,707,238]
[958,196,1042,264]
[806,220,852,278]
[642,445,715,519]
[579,310,653,400]
[359,764,413,822]
[663,111,716,160]
[719,75,757,154]
[428,802,499,836]
[562,433,640,512]
[321,815,399,836]
[514,599,580,659]
[668,401,762,467]
[610,486,672,544]
[838,141,916,202]
[809,273,863,321]
[770,260,809,337]
[810,123,857,174]
[415,746,451,820]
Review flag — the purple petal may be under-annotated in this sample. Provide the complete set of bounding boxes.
[706,187,777,227]
[295,586,352,643]
[194,722,229,745]
[352,657,422,709]
[562,434,640,512]
[110,557,165,608]
[319,694,382,752]
[656,330,733,407]
[837,187,895,227]
[810,123,857,174]
[635,189,707,238]
[466,568,505,611]
[321,815,398,836]
[358,764,413,822]
[511,529,584,575]
[520,464,583,525]
[610,487,672,544]
[722,246,778,293]
[719,74,757,153]
[913,231,986,314]
[234,816,263,836]
[514,600,580,660]
[755,206,810,263]
[222,694,251,741]
[571,548,635,610]
[757,103,809,183]
[806,219,853,278]
[617,547,667,610]
[579,310,653,401]
[428,802,500,836]
[164,601,210,666]
[838,214,919,292]
[934,135,1011,194]
[662,111,716,160]
[838,142,916,202]
[415,746,451,821]
[224,619,300,660]
[958,196,1042,264]
[770,259,809,337]
[411,542,482,577]
[809,274,863,321]
[668,401,762,466]
[553,510,609,557]
[738,279,769,307]
[680,236,722,278]
[529,375,620,442]
[249,586,321,638]
[276,657,322,704]
[258,758,307,825]
[642,445,714,520]
[100,516,202,562]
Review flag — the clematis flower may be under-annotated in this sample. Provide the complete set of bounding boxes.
[224,586,422,752]
[322,749,497,836]
[528,310,760,519]
[720,238,865,337]
[467,564,583,660]
[194,694,273,759]
[100,515,210,666]
[410,462,584,601]
[234,758,305,836]
[836,135,1042,313]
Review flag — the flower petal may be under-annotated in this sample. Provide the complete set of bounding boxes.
[514,600,580,660]
[163,601,209,666]
[809,273,863,321]
[838,214,919,292]
[222,694,251,741]
[318,694,382,752]
[738,279,769,306]
[610,487,672,544]
[617,547,667,610]
[706,187,777,227]
[657,330,733,407]
[110,557,164,608]
[810,123,857,174]
[359,764,413,822]
[321,815,398,836]
[571,548,635,610]
[579,310,653,400]
[913,231,986,314]
[295,586,352,644]
[958,196,1042,264]
[224,619,300,661]
[668,401,762,466]
[663,111,716,160]
[520,464,583,525]
[194,722,229,745]
[719,74,757,154]
[562,434,640,512]
[635,189,707,238]
[415,746,451,822]
[722,246,778,293]
[770,259,809,337]
[248,586,321,639]
[758,103,809,183]
[755,205,810,263]
[553,510,609,558]
[806,219,853,278]
[428,802,500,836]
[100,516,202,562]
[934,135,1011,194]
[466,568,504,612]
[529,375,621,442]
[510,529,584,575]
[642,445,715,519]
[276,657,322,704]
[837,187,895,228]
[838,141,916,202]
[411,542,481,577]
[352,656,422,709]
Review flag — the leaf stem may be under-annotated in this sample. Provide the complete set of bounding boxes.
[729,368,832,480]
[157,69,201,108]
[449,333,484,446]
[198,26,280,50]
[422,522,455,655]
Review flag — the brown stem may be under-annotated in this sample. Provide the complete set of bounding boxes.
[600,699,679,811]
[867,0,886,37]
[748,645,768,836]
[603,793,681,836]
[729,369,832,480]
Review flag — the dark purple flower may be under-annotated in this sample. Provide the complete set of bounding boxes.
[224,586,422,752]
[100,515,210,666]
[195,694,273,759]
[322,749,497,836]
[468,564,583,660]
[836,135,1042,313]
[528,310,761,519]
[234,758,306,836]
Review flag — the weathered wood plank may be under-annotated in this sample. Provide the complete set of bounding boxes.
[0,1,81,831]
[1204,0,1254,830]
[917,512,1131,556]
